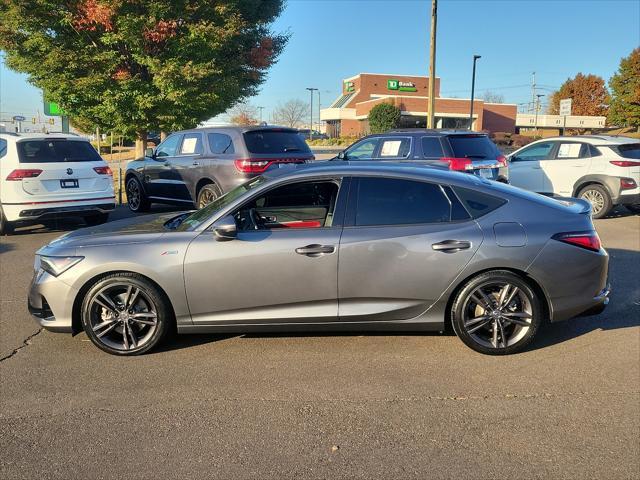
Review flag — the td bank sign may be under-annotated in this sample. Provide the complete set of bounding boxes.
[387,79,417,92]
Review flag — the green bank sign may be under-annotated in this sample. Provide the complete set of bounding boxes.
[344,81,355,93]
[387,79,417,92]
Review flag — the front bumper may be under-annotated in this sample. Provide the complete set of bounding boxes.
[27,268,77,333]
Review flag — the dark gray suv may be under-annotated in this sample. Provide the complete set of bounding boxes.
[125,126,314,211]
[333,129,509,182]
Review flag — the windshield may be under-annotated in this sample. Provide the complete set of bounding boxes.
[177,176,268,231]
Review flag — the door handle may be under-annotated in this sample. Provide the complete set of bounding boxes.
[432,240,471,253]
[192,161,200,166]
[532,166,541,169]
[295,244,335,256]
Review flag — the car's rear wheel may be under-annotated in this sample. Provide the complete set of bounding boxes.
[451,271,542,355]
[579,184,612,219]
[197,183,222,209]
[81,273,171,355]
[85,213,110,226]
[126,176,151,213]
[0,207,14,235]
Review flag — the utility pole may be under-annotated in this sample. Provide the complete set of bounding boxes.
[317,90,322,135]
[427,0,437,129]
[534,93,544,136]
[469,55,481,131]
[257,106,265,124]
[530,71,536,114]
[306,87,317,140]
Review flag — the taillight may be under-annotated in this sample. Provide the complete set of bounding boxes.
[497,155,508,167]
[552,231,601,252]
[6,169,43,181]
[93,166,113,175]
[234,158,306,174]
[610,160,640,167]
[620,177,637,190]
[442,157,473,171]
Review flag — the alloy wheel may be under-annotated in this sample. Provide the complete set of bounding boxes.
[87,282,159,352]
[127,179,141,210]
[197,185,219,208]
[461,281,533,349]
[581,189,605,216]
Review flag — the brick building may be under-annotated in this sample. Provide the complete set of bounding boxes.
[320,73,517,137]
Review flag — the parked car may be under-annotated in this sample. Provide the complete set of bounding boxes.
[125,126,314,212]
[331,129,509,182]
[29,162,609,356]
[297,129,328,140]
[508,135,640,218]
[0,132,115,234]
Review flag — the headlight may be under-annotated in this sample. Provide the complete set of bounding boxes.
[39,255,84,277]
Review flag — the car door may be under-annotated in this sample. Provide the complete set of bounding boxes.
[508,141,556,193]
[338,177,483,321]
[182,177,349,325]
[171,132,205,202]
[372,136,413,162]
[539,141,592,196]
[144,133,183,199]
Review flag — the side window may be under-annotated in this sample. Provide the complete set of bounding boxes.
[452,186,506,219]
[0,139,7,159]
[179,133,203,155]
[155,134,182,157]
[345,138,380,160]
[208,133,235,154]
[355,178,451,226]
[421,137,444,158]
[555,142,589,159]
[378,137,411,158]
[513,142,555,162]
[235,180,340,231]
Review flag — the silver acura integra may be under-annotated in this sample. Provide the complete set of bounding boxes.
[29,163,610,356]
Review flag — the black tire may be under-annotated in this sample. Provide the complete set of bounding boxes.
[81,273,172,356]
[451,270,543,355]
[578,184,612,219]
[0,207,14,235]
[85,212,110,226]
[126,176,151,213]
[196,183,222,209]
[625,203,640,214]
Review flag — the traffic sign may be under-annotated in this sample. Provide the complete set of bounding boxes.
[559,98,572,116]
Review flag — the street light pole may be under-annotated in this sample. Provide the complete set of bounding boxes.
[469,54,481,131]
[317,90,321,136]
[257,106,264,124]
[427,0,438,129]
[306,87,317,140]
[534,94,544,136]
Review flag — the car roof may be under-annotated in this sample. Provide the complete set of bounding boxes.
[523,135,638,146]
[175,125,300,135]
[0,132,87,143]
[382,129,489,137]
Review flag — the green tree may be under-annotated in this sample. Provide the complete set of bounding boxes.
[368,103,401,134]
[608,48,640,130]
[547,73,609,117]
[0,0,288,156]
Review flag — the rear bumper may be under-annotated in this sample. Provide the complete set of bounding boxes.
[576,284,611,317]
[618,191,639,205]
[3,199,115,222]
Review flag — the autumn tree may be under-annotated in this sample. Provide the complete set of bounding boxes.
[608,48,640,130]
[272,99,309,127]
[0,0,288,157]
[229,102,259,126]
[482,91,505,103]
[547,73,609,117]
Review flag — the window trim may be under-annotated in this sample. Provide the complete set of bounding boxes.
[229,176,350,232]
[176,132,204,157]
[207,132,235,155]
[550,141,590,160]
[374,136,413,160]
[344,175,473,228]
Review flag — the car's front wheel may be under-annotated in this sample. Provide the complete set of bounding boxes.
[579,184,612,219]
[81,273,171,355]
[451,271,543,355]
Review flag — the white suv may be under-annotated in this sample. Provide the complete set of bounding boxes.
[508,135,640,218]
[0,133,115,234]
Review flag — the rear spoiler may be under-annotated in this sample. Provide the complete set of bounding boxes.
[553,197,592,215]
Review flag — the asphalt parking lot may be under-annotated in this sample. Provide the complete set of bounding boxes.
[1,206,638,479]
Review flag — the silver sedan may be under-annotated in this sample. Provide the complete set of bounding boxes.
[28,163,610,355]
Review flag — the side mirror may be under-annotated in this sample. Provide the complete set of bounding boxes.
[509,155,518,162]
[337,150,346,160]
[212,215,237,241]
[145,147,155,158]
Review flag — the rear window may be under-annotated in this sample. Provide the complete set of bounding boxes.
[448,135,499,160]
[243,130,311,155]
[452,186,506,218]
[614,144,640,159]
[16,139,102,163]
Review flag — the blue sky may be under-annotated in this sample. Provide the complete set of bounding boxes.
[1,0,639,124]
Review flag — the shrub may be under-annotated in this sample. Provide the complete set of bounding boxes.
[368,103,401,134]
